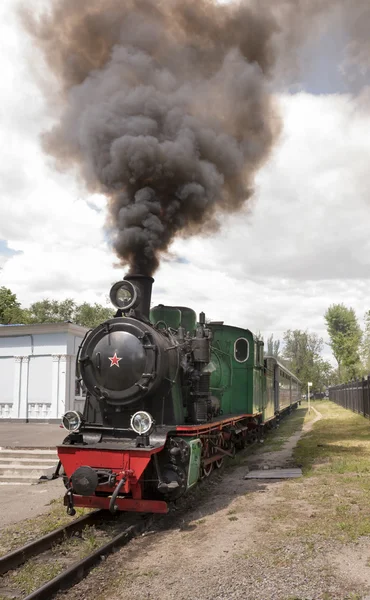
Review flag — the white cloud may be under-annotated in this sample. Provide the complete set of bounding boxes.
[1,2,370,369]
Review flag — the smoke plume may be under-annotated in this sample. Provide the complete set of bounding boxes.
[20,0,369,275]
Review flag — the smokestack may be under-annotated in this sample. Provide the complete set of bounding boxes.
[124,274,154,318]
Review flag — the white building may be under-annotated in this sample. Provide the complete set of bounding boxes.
[0,323,89,421]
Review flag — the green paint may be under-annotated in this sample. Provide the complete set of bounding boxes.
[174,306,197,334]
[150,304,196,334]
[171,380,186,424]
[186,438,202,487]
[150,305,181,329]
[209,324,263,416]
[149,306,300,427]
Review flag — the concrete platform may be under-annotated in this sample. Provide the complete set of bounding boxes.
[0,422,66,449]
[0,479,65,529]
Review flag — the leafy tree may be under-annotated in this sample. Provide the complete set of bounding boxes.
[313,358,338,390]
[325,304,362,380]
[74,303,115,328]
[283,329,327,390]
[266,334,280,358]
[362,310,370,374]
[0,287,28,324]
[26,298,114,328]
[26,299,76,323]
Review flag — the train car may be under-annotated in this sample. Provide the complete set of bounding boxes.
[57,275,301,516]
[264,356,301,419]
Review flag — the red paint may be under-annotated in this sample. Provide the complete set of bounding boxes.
[108,352,122,367]
[69,494,169,514]
[58,445,165,498]
[175,413,261,435]
[203,453,224,466]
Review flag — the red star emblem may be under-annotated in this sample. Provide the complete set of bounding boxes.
[108,352,122,368]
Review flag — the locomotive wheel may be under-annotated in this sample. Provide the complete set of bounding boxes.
[214,432,224,469]
[227,440,236,458]
[201,439,213,478]
[235,433,246,450]
[202,462,213,477]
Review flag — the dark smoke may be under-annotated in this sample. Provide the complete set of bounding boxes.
[20,0,369,275]
[20,0,282,274]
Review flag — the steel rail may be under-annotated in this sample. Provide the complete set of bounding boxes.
[0,510,105,576]
[23,518,151,600]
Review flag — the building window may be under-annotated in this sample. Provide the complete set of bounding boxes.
[234,338,249,363]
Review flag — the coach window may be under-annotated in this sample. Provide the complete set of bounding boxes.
[234,338,249,363]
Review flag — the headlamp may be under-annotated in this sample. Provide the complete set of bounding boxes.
[130,411,154,435]
[62,411,83,432]
[109,280,140,311]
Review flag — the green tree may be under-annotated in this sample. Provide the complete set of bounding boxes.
[0,287,28,324]
[26,299,76,323]
[362,310,370,375]
[266,334,280,358]
[74,303,115,328]
[324,304,362,380]
[26,297,114,328]
[313,358,338,390]
[283,329,326,390]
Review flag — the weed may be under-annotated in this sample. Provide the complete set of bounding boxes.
[0,505,91,557]
[8,560,63,595]
[140,569,159,578]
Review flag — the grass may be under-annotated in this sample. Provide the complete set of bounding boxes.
[229,405,313,468]
[5,560,64,596]
[230,398,370,600]
[266,401,370,543]
[294,401,370,475]
[261,406,312,452]
[57,525,101,558]
[0,524,109,598]
[0,503,91,557]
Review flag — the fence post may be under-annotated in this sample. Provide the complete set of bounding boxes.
[362,377,365,416]
[334,375,370,418]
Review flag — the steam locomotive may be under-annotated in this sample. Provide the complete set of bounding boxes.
[58,275,301,515]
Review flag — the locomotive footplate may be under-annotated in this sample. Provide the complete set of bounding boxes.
[175,412,261,435]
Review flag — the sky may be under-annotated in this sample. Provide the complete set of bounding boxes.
[1,1,370,364]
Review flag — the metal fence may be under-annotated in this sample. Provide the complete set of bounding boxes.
[329,377,370,417]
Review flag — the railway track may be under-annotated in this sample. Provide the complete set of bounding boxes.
[0,510,151,600]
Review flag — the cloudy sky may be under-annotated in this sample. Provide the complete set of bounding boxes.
[1,0,370,363]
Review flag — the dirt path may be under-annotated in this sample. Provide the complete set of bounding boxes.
[247,405,322,471]
[60,405,370,600]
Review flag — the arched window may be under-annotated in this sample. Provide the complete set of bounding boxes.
[234,338,249,363]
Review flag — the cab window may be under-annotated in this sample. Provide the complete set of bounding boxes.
[234,338,249,363]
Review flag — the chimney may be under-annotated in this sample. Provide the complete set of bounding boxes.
[124,274,154,318]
